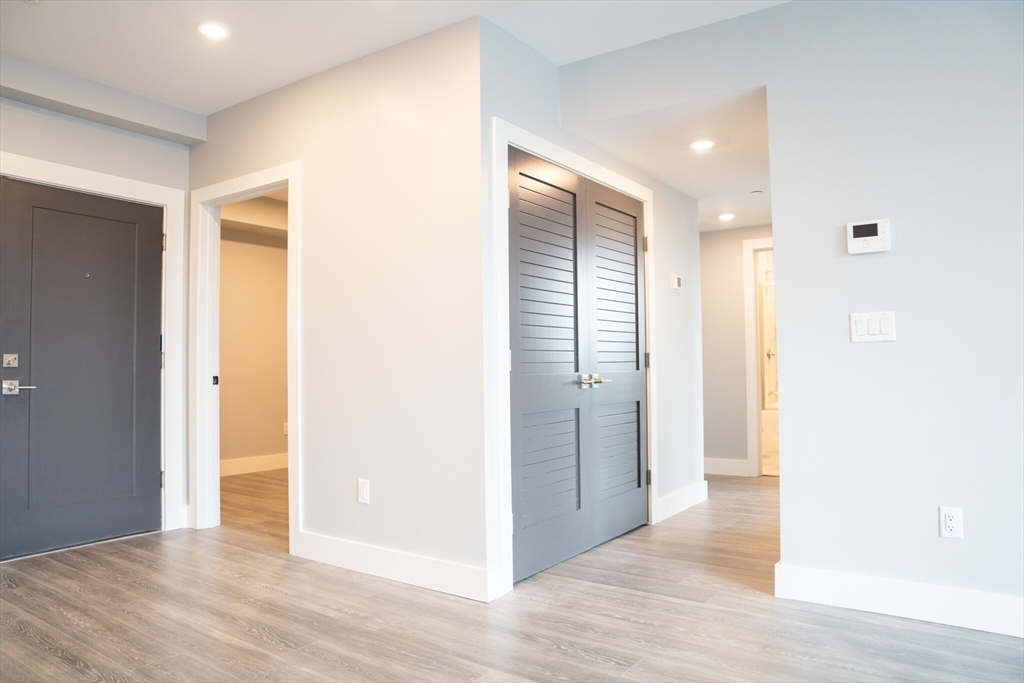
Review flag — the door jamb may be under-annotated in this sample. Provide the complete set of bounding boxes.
[0,151,188,530]
[743,237,774,477]
[484,119,657,600]
[188,162,302,542]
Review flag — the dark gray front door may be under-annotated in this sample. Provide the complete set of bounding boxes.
[0,178,163,561]
[509,148,647,582]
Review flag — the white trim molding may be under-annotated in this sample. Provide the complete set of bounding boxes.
[742,237,773,477]
[484,118,658,602]
[292,531,490,602]
[220,453,288,477]
[189,162,303,541]
[652,480,708,523]
[704,457,758,477]
[776,562,1024,638]
[0,151,188,531]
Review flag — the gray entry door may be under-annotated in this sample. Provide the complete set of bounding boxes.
[509,148,647,582]
[0,178,163,561]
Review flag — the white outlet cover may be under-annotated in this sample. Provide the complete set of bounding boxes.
[939,506,963,539]
[357,478,370,504]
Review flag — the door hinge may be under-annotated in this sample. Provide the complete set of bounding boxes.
[644,352,650,368]
[162,234,167,250]
[646,470,652,486]
[160,471,165,488]
[643,235,649,252]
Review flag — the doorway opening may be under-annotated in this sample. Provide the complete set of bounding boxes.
[189,162,301,550]
[217,190,289,550]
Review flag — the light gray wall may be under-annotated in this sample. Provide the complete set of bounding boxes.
[480,19,705,504]
[191,20,487,566]
[562,1,1024,598]
[220,225,288,463]
[700,224,772,461]
[0,97,189,190]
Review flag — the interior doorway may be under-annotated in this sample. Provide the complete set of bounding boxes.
[217,190,289,549]
[189,162,301,548]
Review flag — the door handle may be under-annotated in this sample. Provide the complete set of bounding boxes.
[2,380,37,395]
[579,374,611,389]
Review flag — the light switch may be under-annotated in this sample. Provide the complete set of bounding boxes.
[850,311,896,343]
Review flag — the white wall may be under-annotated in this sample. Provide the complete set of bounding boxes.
[561,0,1024,631]
[0,97,189,190]
[700,225,772,462]
[190,20,489,589]
[220,219,288,465]
[479,19,706,530]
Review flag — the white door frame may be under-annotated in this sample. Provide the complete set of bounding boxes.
[188,162,303,541]
[0,151,188,530]
[743,237,774,477]
[483,119,657,600]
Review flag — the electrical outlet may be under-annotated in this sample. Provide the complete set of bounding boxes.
[939,506,963,539]
[357,478,370,505]
[283,422,288,435]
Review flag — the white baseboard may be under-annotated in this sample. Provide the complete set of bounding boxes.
[652,479,708,523]
[704,456,757,476]
[220,453,288,477]
[291,530,491,602]
[775,562,1024,638]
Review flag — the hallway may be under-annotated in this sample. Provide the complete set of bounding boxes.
[1,475,1021,682]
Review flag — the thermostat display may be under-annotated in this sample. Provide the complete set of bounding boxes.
[847,218,890,254]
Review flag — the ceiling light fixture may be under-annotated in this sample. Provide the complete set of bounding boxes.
[689,139,715,151]
[750,190,764,195]
[719,213,736,221]
[198,22,230,39]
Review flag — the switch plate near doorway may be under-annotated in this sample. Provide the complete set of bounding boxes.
[850,311,896,342]
[357,479,370,505]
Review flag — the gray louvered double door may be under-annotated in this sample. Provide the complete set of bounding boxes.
[509,148,647,582]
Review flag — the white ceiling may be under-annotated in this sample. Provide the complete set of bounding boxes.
[566,88,772,232]
[0,0,786,115]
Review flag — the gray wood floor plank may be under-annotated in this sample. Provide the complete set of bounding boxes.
[1,647,52,683]
[0,600,136,683]
[132,653,246,683]
[0,577,180,670]
[1,470,1020,683]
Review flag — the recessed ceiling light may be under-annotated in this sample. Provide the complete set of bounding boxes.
[198,22,229,39]
[719,213,736,221]
[689,140,715,151]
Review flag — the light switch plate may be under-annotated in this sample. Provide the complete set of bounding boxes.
[850,311,896,342]
[670,274,682,291]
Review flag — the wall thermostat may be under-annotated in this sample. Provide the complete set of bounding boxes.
[847,218,890,254]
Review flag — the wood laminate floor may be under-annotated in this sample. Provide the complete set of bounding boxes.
[2,471,1021,682]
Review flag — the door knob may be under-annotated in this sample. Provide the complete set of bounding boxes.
[579,374,610,388]
[2,380,37,395]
